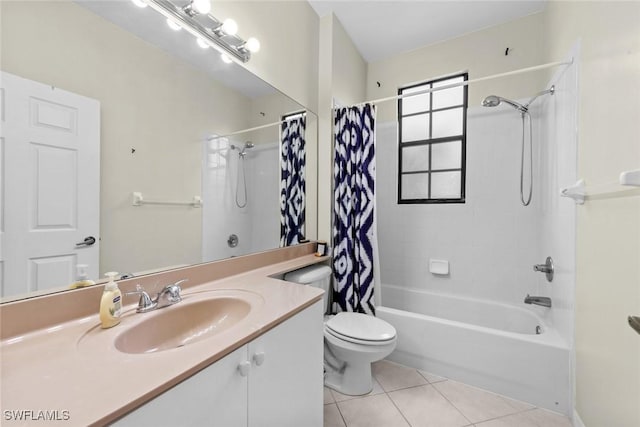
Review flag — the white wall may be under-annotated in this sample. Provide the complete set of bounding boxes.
[537,44,580,349]
[202,139,279,261]
[544,2,640,426]
[317,14,368,241]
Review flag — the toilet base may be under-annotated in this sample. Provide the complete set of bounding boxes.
[324,361,373,396]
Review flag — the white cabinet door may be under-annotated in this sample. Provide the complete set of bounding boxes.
[247,301,324,427]
[0,71,100,298]
[112,345,248,427]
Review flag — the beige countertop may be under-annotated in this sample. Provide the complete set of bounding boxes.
[0,254,326,426]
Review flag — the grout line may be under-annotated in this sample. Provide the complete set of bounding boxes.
[430,380,474,426]
[333,401,349,427]
[385,389,413,427]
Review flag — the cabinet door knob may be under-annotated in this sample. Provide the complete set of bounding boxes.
[237,361,251,377]
[253,352,265,366]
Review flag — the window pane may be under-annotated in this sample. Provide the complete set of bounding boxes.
[431,171,461,199]
[433,77,464,109]
[432,108,462,138]
[402,85,430,115]
[401,145,429,172]
[431,141,461,170]
[401,173,429,199]
[401,113,429,142]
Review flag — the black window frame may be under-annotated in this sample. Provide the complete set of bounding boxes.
[397,72,468,204]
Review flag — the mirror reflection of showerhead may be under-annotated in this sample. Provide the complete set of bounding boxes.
[230,141,255,157]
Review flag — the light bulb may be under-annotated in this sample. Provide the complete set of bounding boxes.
[221,19,238,36]
[245,37,260,53]
[196,38,209,49]
[166,18,182,31]
[220,54,233,64]
[131,0,147,8]
[192,0,211,14]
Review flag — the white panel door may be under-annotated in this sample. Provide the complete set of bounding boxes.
[0,71,100,298]
[247,301,324,427]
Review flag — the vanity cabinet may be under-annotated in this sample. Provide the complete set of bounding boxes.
[113,301,323,427]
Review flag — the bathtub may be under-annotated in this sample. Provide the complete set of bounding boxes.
[377,284,571,415]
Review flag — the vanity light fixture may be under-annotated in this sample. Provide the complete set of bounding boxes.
[240,37,261,54]
[196,37,209,49]
[166,18,182,31]
[132,0,259,63]
[183,0,211,16]
[220,54,233,64]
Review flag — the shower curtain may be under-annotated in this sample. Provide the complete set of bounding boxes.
[279,116,306,246]
[333,104,379,315]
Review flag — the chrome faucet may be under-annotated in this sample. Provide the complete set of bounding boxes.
[524,294,552,308]
[126,279,187,313]
[155,279,187,309]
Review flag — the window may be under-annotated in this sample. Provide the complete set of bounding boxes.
[397,73,468,203]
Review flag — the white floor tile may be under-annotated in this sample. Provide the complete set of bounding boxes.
[337,393,410,427]
[388,384,471,427]
[418,369,448,383]
[433,380,520,423]
[475,408,572,427]
[324,403,346,427]
[325,387,336,405]
[372,360,428,392]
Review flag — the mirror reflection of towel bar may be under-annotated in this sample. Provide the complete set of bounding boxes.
[132,192,202,208]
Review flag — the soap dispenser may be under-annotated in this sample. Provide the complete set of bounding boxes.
[100,272,122,329]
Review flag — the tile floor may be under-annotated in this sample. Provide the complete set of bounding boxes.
[324,360,572,427]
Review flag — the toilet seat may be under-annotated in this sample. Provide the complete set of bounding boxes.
[325,312,396,346]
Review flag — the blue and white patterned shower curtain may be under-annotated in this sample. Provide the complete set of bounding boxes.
[333,104,377,315]
[280,116,306,246]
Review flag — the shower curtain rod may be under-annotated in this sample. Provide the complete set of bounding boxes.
[341,59,573,109]
[213,112,307,138]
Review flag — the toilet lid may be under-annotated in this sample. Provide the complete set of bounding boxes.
[325,312,396,342]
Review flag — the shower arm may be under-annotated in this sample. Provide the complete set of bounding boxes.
[524,85,555,109]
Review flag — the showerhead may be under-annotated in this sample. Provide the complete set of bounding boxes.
[481,95,528,113]
[481,95,501,108]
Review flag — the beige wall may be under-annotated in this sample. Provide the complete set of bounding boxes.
[1,1,251,276]
[317,14,368,241]
[544,2,640,426]
[214,0,320,113]
[367,12,547,123]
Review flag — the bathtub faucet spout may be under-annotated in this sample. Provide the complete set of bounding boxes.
[524,294,552,308]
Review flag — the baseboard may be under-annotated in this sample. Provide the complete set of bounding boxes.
[573,409,586,427]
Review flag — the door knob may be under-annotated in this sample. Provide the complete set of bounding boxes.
[75,236,96,247]
[629,316,640,335]
[253,352,265,366]
[237,361,251,377]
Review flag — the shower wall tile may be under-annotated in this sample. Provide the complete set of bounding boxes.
[377,91,574,309]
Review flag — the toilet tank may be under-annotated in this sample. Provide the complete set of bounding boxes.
[284,265,332,313]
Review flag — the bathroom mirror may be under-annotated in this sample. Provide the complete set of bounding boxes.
[0,0,317,301]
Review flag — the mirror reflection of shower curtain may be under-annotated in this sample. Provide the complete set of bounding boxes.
[279,116,306,246]
[332,104,379,315]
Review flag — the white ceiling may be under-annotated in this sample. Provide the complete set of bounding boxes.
[308,0,547,62]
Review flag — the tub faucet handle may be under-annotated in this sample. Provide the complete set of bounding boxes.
[533,256,554,282]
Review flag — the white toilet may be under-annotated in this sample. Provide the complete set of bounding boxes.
[284,265,397,396]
